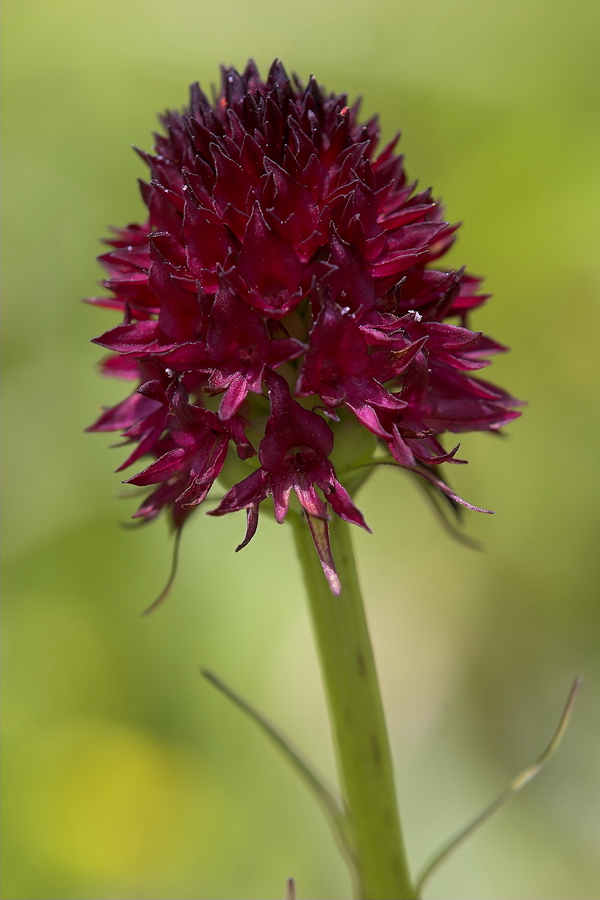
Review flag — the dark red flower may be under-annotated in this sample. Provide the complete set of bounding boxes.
[88,60,521,594]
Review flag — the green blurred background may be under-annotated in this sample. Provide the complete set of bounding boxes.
[2,1,599,898]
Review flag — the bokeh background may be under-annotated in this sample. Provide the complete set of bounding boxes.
[2,1,599,898]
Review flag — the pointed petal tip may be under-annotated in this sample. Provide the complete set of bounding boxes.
[235,506,260,551]
[304,513,342,594]
[325,567,342,595]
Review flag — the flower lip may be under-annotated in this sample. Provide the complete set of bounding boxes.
[259,369,335,471]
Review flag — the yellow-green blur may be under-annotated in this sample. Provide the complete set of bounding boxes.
[2,2,599,898]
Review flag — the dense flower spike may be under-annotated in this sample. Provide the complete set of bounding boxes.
[88,60,521,593]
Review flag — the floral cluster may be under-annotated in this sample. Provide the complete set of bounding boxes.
[88,60,520,593]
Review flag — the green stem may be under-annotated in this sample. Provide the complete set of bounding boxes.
[291,513,416,900]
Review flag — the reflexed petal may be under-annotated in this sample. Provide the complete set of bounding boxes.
[210,467,270,516]
[126,448,187,486]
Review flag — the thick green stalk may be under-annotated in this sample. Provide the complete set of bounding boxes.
[291,513,416,900]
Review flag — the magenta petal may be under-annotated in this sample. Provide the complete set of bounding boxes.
[238,202,301,296]
[212,143,257,213]
[369,248,427,278]
[149,245,203,341]
[267,337,306,367]
[228,415,256,459]
[294,475,329,520]
[98,355,142,380]
[270,470,294,523]
[305,299,370,380]
[87,390,161,433]
[259,370,334,471]
[345,375,406,413]
[387,425,417,467]
[177,478,214,509]
[344,399,390,438]
[317,470,371,532]
[326,229,375,312]
[183,199,234,277]
[384,222,447,253]
[126,447,187,486]
[207,286,269,366]
[416,443,466,466]
[218,372,250,420]
[209,467,270,516]
[132,480,183,523]
[93,320,167,354]
[154,341,212,370]
[115,425,165,473]
[416,466,494,514]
